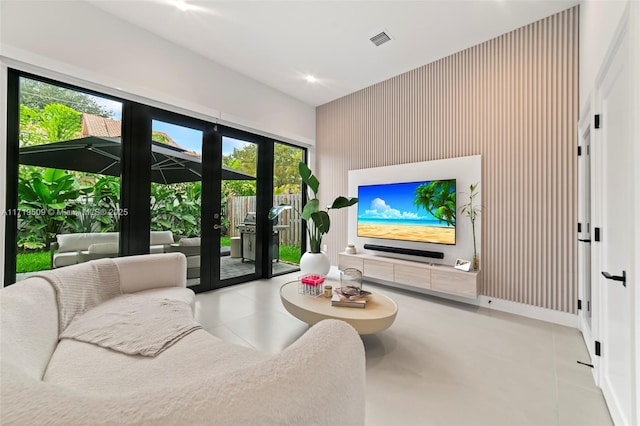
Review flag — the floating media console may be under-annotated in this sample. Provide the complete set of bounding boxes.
[339,252,478,299]
[363,244,444,259]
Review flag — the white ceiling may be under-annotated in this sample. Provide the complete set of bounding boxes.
[89,0,579,107]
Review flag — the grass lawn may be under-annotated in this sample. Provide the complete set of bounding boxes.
[17,251,50,273]
[279,245,301,264]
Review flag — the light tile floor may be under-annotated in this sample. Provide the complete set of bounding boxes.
[195,272,613,426]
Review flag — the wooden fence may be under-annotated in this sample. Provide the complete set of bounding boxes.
[226,194,302,247]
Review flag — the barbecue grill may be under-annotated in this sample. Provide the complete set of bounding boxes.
[237,212,289,262]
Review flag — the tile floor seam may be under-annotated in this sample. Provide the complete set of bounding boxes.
[211,323,258,350]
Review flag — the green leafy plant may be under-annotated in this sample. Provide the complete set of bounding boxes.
[92,175,122,231]
[17,168,87,250]
[459,182,481,269]
[413,180,456,227]
[19,104,82,147]
[269,162,358,253]
[151,182,201,237]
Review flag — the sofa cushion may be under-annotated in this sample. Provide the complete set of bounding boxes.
[150,231,174,245]
[186,255,200,270]
[0,278,59,380]
[57,232,118,253]
[52,252,79,268]
[43,329,269,394]
[149,244,165,254]
[179,237,201,246]
[87,242,119,254]
[117,253,187,293]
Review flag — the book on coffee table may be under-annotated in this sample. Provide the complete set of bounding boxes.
[331,290,368,308]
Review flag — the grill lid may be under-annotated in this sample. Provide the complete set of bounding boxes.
[243,212,257,224]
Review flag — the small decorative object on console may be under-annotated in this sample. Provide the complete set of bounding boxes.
[454,258,471,272]
[299,274,326,296]
[345,244,357,254]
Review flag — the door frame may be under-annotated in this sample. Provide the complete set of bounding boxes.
[205,124,275,291]
[590,5,638,424]
[632,1,640,421]
[577,99,597,374]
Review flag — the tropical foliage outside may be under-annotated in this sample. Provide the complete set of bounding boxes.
[15,79,303,272]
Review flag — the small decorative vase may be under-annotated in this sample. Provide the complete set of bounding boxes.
[473,256,480,271]
[345,244,356,254]
[300,252,331,276]
[340,268,363,292]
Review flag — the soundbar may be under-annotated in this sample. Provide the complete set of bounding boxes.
[363,244,444,259]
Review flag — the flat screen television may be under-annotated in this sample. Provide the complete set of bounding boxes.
[357,179,456,245]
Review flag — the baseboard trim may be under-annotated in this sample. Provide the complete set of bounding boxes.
[473,295,579,328]
[328,266,579,328]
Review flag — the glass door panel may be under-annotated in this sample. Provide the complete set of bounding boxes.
[220,136,258,281]
[15,76,124,281]
[272,142,303,276]
[150,119,204,288]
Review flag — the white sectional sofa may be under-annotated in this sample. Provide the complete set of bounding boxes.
[50,231,175,268]
[0,253,366,425]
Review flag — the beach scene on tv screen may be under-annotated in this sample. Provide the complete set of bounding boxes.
[357,180,456,245]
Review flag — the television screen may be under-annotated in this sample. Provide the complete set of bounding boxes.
[357,179,456,245]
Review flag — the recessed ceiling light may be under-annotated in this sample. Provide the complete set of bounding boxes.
[305,75,317,83]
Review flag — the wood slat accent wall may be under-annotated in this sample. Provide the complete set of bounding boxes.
[316,7,578,313]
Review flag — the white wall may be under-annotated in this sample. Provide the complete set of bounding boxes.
[0,0,316,286]
[0,0,315,145]
[579,0,628,111]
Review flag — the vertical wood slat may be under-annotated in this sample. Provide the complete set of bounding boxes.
[316,7,578,313]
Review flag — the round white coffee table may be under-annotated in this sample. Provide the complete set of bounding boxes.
[280,280,398,335]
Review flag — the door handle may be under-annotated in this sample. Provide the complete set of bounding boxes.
[213,224,221,230]
[578,239,591,243]
[601,270,626,287]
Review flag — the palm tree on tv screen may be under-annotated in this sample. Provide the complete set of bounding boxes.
[413,180,456,227]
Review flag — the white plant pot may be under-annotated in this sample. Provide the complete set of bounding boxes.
[300,252,331,276]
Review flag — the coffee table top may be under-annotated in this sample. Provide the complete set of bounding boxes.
[279,280,398,335]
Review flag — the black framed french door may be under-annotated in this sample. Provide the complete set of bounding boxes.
[146,111,274,292]
[144,112,262,292]
[206,124,274,290]
[4,68,293,290]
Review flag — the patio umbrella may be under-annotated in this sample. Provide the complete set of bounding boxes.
[18,136,255,183]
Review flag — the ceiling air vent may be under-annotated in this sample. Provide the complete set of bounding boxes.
[370,31,391,47]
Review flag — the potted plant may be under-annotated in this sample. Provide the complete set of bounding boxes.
[269,162,358,275]
[459,182,481,270]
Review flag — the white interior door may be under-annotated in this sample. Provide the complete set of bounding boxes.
[595,21,634,426]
